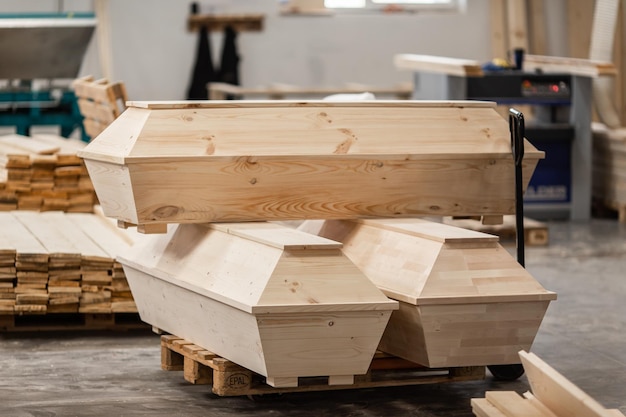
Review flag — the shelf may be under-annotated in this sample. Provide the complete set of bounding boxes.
[187,13,264,32]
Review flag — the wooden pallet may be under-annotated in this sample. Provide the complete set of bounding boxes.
[0,312,149,332]
[160,335,485,397]
[443,215,549,246]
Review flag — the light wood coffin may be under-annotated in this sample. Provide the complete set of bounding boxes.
[299,218,557,368]
[77,101,544,229]
[117,221,398,388]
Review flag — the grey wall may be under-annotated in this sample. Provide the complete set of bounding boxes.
[1,0,569,101]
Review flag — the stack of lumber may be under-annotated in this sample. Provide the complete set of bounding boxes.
[0,209,141,315]
[472,350,625,417]
[73,76,128,140]
[0,133,96,213]
[443,215,549,246]
[592,123,626,222]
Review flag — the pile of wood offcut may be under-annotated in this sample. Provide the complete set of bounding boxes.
[0,134,97,213]
[0,209,141,315]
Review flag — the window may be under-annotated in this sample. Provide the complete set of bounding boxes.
[280,0,462,15]
[324,0,462,11]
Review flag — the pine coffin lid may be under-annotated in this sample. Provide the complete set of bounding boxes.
[117,221,399,314]
[76,100,544,164]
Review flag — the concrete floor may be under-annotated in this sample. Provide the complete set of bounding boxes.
[1,219,625,417]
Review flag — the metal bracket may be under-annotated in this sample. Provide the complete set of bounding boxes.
[509,108,525,267]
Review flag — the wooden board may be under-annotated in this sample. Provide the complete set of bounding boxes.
[524,54,617,77]
[0,134,96,213]
[394,54,484,77]
[0,312,147,332]
[0,210,140,316]
[472,351,625,417]
[444,215,549,246]
[78,101,543,227]
[592,124,626,221]
[73,76,127,140]
[520,351,624,417]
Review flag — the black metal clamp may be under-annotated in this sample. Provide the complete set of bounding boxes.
[509,108,525,267]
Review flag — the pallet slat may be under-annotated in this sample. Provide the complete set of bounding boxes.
[160,335,485,397]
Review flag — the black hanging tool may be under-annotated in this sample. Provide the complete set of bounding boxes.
[509,108,525,267]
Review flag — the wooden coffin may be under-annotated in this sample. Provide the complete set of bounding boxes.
[77,101,543,230]
[299,218,557,368]
[117,221,398,388]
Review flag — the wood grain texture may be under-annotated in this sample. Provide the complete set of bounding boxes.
[490,0,508,59]
[520,351,622,417]
[73,76,128,139]
[119,221,396,385]
[394,54,484,76]
[79,101,543,226]
[300,218,555,368]
[0,210,140,315]
[119,222,396,314]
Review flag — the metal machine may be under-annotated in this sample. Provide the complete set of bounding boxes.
[0,13,96,141]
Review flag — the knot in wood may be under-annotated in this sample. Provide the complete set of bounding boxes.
[151,205,180,219]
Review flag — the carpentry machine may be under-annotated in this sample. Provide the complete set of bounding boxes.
[0,13,96,140]
[79,100,556,387]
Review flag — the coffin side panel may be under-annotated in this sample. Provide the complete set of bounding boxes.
[257,311,392,377]
[125,156,520,224]
[83,160,138,224]
[123,265,267,375]
[377,302,430,367]
[420,301,551,367]
[380,301,551,368]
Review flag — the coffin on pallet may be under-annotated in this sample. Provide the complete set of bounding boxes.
[118,221,398,388]
[300,218,557,368]
[77,100,544,231]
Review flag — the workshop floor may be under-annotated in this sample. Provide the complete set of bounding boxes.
[1,219,625,417]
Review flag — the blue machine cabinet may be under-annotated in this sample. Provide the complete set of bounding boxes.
[398,55,594,221]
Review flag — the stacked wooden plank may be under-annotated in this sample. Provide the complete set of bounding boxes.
[472,351,625,417]
[73,76,128,140]
[443,215,549,246]
[0,134,97,213]
[592,123,626,222]
[0,210,140,316]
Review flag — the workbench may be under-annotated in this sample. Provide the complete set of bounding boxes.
[395,54,615,221]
